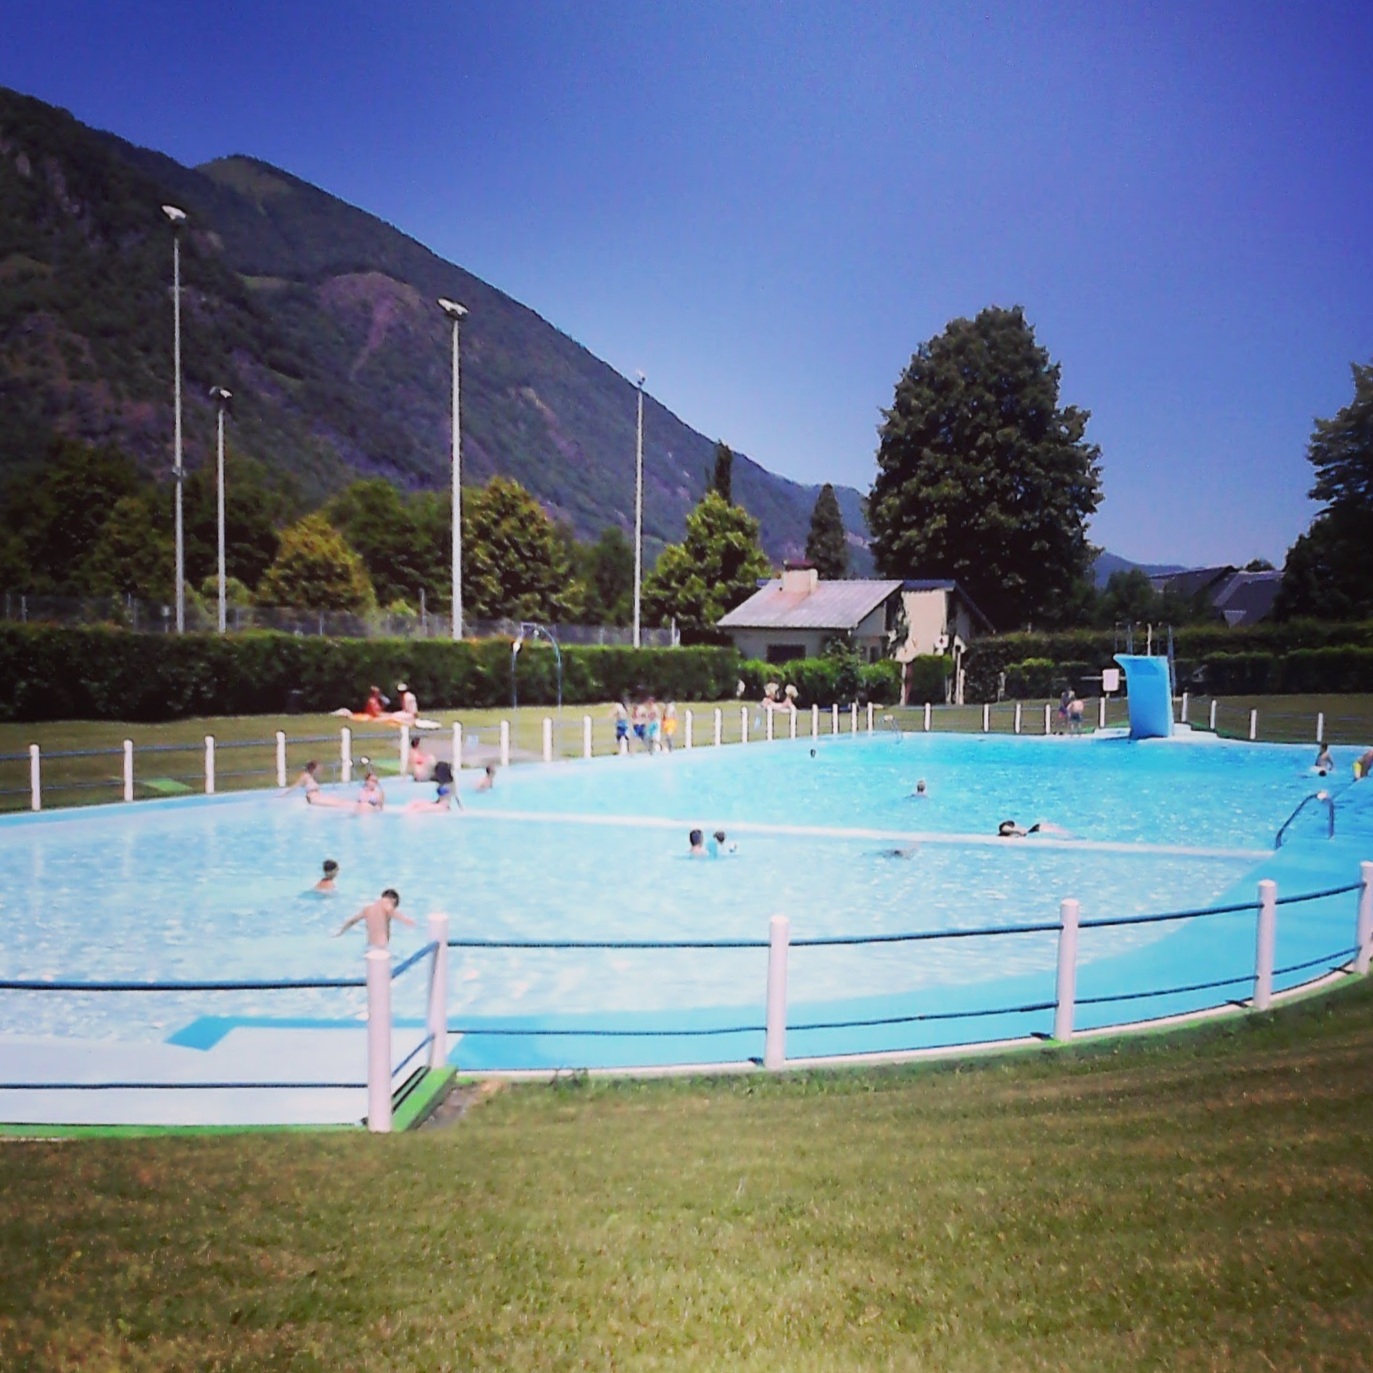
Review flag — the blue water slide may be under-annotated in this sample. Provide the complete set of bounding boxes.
[1114,654,1174,740]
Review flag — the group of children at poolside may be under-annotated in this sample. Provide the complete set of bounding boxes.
[613,697,677,754]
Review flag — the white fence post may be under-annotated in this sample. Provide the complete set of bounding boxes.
[1180,691,1189,723]
[1098,695,1106,729]
[341,727,353,785]
[764,914,790,1071]
[740,705,749,744]
[1356,862,1373,976]
[427,912,449,1070]
[398,723,411,778]
[1014,702,1023,735]
[499,720,511,768]
[713,708,723,747]
[850,703,858,736]
[1209,699,1218,732]
[452,722,463,774]
[1316,711,1325,745]
[1043,703,1051,734]
[275,730,287,788]
[789,709,797,741]
[1249,709,1259,742]
[982,704,990,733]
[204,735,216,795]
[28,743,40,812]
[582,714,593,759]
[924,701,931,733]
[765,708,774,743]
[366,947,393,1133]
[684,709,694,750]
[542,717,553,763]
[831,704,839,735]
[1054,898,1080,1041]
[123,739,134,802]
[1254,879,1277,1012]
[866,702,874,733]
[811,704,819,739]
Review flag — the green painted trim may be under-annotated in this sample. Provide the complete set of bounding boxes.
[393,1067,456,1131]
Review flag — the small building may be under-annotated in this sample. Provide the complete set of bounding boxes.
[1148,565,1283,627]
[717,564,992,701]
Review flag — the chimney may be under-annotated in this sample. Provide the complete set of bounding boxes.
[781,560,819,596]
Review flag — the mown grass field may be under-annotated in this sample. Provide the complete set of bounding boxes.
[1,982,1371,1370]
[2,692,1371,814]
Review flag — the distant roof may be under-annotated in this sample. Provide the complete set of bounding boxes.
[718,579,904,631]
[1149,566,1235,598]
[1213,570,1283,627]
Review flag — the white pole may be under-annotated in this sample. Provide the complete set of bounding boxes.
[1014,701,1022,735]
[789,709,797,741]
[215,397,227,635]
[1098,695,1106,729]
[123,739,134,802]
[632,373,645,649]
[582,714,593,759]
[1254,879,1277,1012]
[542,717,553,763]
[445,306,466,641]
[982,703,990,733]
[831,703,839,735]
[713,708,722,747]
[1043,703,1051,734]
[452,722,463,774]
[426,912,449,1070]
[866,702,874,733]
[812,704,819,739]
[341,727,353,785]
[275,730,287,788]
[1210,698,1218,731]
[1180,690,1189,723]
[499,720,510,768]
[398,723,410,779]
[366,947,393,1133]
[204,734,215,795]
[764,914,790,1070]
[171,224,184,634]
[1249,708,1258,742]
[684,709,694,749]
[924,702,931,732]
[850,703,858,735]
[740,705,749,744]
[1316,711,1325,745]
[28,743,40,812]
[765,708,774,743]
[1357,861,1373,976]
[1054,898,1080,1041]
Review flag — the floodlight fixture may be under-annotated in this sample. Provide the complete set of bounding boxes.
[161,204,187,225]
[437,297,468,322]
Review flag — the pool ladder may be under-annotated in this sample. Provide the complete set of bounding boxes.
[1275,791,1335,847]
[881,713,903,741]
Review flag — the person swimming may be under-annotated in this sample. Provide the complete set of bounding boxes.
[314,858,339,892]
[688,828,706,857]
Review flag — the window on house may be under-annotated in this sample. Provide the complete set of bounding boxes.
[765,644,807,664]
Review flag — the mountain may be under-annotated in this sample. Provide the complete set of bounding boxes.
[1091,550,1188,588]
[0,86,873,571]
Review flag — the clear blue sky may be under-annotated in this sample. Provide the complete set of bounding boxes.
[4,1,1371,567]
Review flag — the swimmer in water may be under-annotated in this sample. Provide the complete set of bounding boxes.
[707,829,736,857]
[688,828,706,857]
[314,859,339,892]
[334,888,415,948]
[355,772,385,812]
[911,779,927,798]
[1315,743,1333,775]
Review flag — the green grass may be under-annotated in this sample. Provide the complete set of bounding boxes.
[4,693,1373,814]
[1,983,1372,1369]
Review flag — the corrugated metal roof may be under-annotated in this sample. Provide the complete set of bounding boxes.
[718,579,904,631]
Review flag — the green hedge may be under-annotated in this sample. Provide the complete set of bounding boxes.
[736,655,905,708]
[0,626,743,723]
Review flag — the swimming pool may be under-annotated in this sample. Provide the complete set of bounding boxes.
[2,728,1368,1087]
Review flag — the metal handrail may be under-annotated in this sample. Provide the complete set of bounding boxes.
[1275,791,1335,847]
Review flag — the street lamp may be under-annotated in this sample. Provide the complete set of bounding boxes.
[162,204,187,633]
[438,297,468,640]
[633,370,645,649]
[209,386,232,634]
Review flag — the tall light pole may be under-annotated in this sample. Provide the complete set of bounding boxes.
[633,370,645,649]
[209,386,232,634]
[163,204,187,632]
[438,297,468,640]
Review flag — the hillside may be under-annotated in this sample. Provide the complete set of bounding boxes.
[0,86,872,570]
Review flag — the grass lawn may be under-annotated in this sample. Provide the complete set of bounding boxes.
[1,981,1371,1369]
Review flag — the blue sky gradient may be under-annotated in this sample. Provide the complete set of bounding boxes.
[4,1,1371,567]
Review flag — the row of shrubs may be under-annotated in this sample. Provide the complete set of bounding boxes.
[0,626,915,724]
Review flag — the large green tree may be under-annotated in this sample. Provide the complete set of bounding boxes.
[577,526,634,626]
[642,491,771,631]
[256,514,376,611]
[326,478,443,609]
[1273,359,1373,620]
[462,476,584,623]
[805,483,849,579]
[182,454,284,594]
[868,306,1102,629]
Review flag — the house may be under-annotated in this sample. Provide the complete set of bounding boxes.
[1148,566,1284,627]
[717,563,992,701]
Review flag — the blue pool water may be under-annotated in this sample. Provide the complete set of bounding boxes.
[1,731,1368,1066]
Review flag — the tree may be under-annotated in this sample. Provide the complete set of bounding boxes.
[182,453,284,594]
[868,306,1102,630]
[256,514,376,611]
[577,526,634,625]
[642,491,771,632]
[84,494,172,603]
[710,441,734,505]
[326,478,441,608]
[805,483,849,579]
[1273,359,1373,620]
[462,476,584,623]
